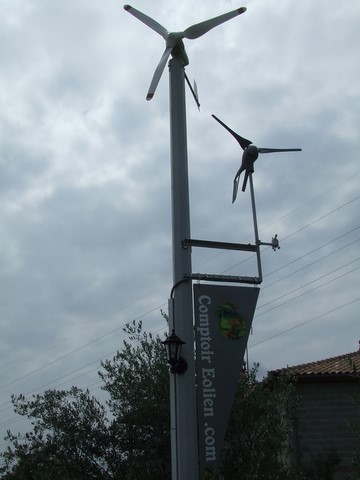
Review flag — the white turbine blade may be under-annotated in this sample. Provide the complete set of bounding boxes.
[146,46,172,100]
[183,7,246,40]
[124,5,168,39]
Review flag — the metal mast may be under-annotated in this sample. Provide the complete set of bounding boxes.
[168,56,198,480]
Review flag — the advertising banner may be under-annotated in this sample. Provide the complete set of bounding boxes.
[194,284,260,479]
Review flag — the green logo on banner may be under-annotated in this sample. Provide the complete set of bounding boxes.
[215,300,246,340]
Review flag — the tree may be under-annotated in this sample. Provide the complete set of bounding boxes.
[1,320,299,479]
[0,387,115,479]
[0,321,170,480]
[98,320,171,479]
[219,364,298,480]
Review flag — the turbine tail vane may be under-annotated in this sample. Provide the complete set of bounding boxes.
[185,73,200,110]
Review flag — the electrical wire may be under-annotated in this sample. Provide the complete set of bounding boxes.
[0,302,167,393]
[2,178,357,392]
[221,194,360,275]
[0,173,359,447]
[0,212,356,397]
[249,297,360,350]
[263,232,360,284]
[255,264,360,318]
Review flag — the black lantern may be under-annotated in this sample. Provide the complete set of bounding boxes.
[162,330,188,374]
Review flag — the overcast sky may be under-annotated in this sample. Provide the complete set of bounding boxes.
[0,0,359,450]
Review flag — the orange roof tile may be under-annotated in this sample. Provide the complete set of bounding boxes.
[272,349,360,377]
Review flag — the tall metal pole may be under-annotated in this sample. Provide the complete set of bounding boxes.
[169,56,199,480]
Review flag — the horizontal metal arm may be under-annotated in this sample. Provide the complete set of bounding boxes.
[183,238,258,252]
[186,273,262,285]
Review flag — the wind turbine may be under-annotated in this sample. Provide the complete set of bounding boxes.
[124,7,247,480]
[124,5,246,100]
[212,114,302,203]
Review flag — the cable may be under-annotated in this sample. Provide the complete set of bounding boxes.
[259,171,360,234]
[249,297,360,349]
[221,194,360,275]
[256,263,360,318]
[257,258,360,311]
[1,173,359,443]
[0,302,167,393]
[0,280,172,379]
[261,236,360,296]
[263,228,360,282]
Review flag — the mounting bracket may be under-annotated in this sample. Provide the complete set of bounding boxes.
[259,234,280,251]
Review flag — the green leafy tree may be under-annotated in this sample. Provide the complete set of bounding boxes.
[0,321,170,480]
[219,363,298,480]
[0,387,116,479]
[1,321,301,480]
[98,320,171,479]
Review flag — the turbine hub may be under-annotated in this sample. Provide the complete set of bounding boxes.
[246,144,259,159]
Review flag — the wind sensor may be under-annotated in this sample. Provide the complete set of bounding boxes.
[212,114,302,203]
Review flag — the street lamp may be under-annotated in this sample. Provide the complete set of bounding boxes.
[162,330,188,374]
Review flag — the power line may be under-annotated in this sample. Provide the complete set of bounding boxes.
[222,194,360,275]
[259,171,360,234]
[249,297,360,349]
[1,208,357,398]
[2,176,357,388]
[263,228,360,282]
[256,263,360,318]
[257,258,360,311]
[1,174,359,443]
[0,302,166,393]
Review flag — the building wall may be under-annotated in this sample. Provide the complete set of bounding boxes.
[293,379,360,480]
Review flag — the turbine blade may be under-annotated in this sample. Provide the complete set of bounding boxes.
[124,5,168,39]
[258,148,302,154]
[232,170,241,203]
[146,47,172,100]
[183,7,246,40]
[241,170,249,192]
[212,115,251,150]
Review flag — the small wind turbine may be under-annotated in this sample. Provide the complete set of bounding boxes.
[124,5,246,100]
[212,114,302,203]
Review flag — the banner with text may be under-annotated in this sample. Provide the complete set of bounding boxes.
[194,284,260,479]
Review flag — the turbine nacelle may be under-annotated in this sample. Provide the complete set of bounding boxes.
[167,36,189,66]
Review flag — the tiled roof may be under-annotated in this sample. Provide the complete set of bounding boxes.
[271,349,360,377]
